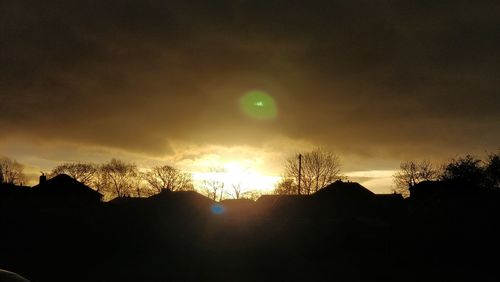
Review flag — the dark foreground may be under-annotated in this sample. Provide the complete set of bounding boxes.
[1,184,500,282]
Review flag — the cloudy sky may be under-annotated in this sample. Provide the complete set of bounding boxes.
[1,1,499,192]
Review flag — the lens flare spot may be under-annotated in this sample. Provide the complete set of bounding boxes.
[211,203,225,215]
[239,90,277,120]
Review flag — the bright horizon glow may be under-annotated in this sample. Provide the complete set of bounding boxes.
[2,138,396,194]
[345,170,396,194]
[191,161,280,196]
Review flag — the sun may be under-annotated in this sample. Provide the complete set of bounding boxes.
[192,160,280,196]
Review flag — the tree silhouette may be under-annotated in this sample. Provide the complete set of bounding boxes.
[101,159,139,198]
[142,165,194,193]
[485,152,500,189]
[282,148,341,195]
[202,166,225,201]
[441,155,485,188]
[393,160,437,197]
[50,162,97,186]
[228,182,243,199]
[240,190,262,201]
[274,178,298,195]
[91,165,109,195]
[0,156,26,185]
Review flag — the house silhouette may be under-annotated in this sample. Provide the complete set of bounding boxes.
[32,174,102,204]
[256,180,404,218]
[313,180,375,199]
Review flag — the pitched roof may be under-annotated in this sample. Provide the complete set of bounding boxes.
[33,174,102,199]
[313,180,375,199]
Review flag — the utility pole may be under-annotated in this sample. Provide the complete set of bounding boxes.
[298,154,302,195]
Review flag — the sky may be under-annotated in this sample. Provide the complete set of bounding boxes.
[1,1,499,193]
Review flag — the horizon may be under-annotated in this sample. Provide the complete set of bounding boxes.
[7,152,398,195]
[4,151,496,198]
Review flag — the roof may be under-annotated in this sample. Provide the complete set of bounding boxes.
[33,174,102,200]
[144,190,215,212]
[313,180,375,199]
[374,194,404,200]
[220,198,255,205]
[409,180,450,198]
[409,180,442,191]
[257,194,306,201]
[256,194,308,206]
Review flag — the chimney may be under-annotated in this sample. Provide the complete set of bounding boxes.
[39,173,47,185]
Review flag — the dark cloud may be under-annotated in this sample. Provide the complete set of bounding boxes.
[1,0,499,159]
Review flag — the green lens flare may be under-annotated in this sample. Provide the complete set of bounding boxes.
[239,90,277,120]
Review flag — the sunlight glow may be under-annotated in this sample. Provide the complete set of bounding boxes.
[345,170,397,194]
[192,160,280,195]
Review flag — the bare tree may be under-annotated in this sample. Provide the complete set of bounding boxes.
[142,165,194,193]
[223,182,242,199]
[0,157,27,185]
[91,165,109,195]
[50,162,97,186]
[393,160,437,197]
[131,176,152,198]
[282,148,342,195]
[224,182,262,201]
[274,178,298,195]
[202,167,226,201]
[101,159,138,198]
[417,160,437,181]
[241,190,262,201]
[224,166,256,200]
